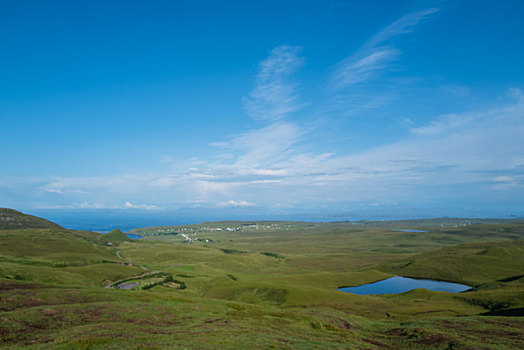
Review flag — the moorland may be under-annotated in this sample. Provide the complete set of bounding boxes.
[1,208,523,349]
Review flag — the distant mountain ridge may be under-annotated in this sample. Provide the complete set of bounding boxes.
[0,208,64,230]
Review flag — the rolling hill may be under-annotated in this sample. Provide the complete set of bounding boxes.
[1,210,523,348]
[0,208,63,230]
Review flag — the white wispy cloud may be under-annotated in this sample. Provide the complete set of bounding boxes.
[3,12,522,216]
[31,92,520,206]
[204,45,309,190]
[332,47,400,88]
[4,88,523,211]
[43,188,64,194]
[366,8,439,48]
[243,45,304,122]
[207,44,310,179]
[216,200,254,208]
[409,113,475,135]
[208,89,522,205]
[331,7,439,90]
[78,202,107,209]
[226,121,305,167]
[124,201,162,210]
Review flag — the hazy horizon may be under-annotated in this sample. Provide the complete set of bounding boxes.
[12,206,521,233]
[2,1,523,216]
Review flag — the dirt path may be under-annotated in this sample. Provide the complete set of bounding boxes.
[106,270,160,289]
[116,249,147,270]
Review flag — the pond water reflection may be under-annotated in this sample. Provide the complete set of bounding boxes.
[339,276,471,295]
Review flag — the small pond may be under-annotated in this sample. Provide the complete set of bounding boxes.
[118,282,139,290]
[339,276,471,295]
[391,229,428,233]
[126,233,143,239]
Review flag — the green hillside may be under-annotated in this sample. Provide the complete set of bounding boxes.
[1,211,523,349]
[98,228,131,246]
[381,239,524,285]
[0,212,141,287]
[0,208,63,230]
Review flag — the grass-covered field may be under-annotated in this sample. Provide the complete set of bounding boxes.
[1,210,523,348]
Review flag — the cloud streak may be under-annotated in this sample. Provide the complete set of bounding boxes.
[243,45,304,122]
[331,7,439,90]
[366,8,439,48]
[3,5,522,216]
[215,121,306,168]
[3,90,522,213]
[332,47,400,88]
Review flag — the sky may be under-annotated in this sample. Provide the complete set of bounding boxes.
[1,0,524,218]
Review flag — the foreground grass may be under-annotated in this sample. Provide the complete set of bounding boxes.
[1,219,523,348]
[2,280,523,349]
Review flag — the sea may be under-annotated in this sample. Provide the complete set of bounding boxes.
[29,209,430,233]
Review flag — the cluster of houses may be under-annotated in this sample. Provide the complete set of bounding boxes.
[138,222,291,244]
[439,220,476,228]
[180,232,217,244]
[204,226,239,232]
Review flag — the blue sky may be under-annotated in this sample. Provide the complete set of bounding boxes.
[1,0,524,217]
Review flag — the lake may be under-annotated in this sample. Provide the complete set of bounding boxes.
[339,276,471,295]
[391,229,428,232]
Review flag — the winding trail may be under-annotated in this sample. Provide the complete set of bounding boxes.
[116,248,147,270]
[105,270,160,289]
[105,247,154,288]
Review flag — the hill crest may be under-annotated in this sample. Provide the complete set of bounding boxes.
[0,208,64,230]
[98,228,131,245]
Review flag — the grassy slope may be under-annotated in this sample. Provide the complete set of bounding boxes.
[118,228,523,320]
[2,280,523,349]
[0,227,141,286]
[1,216,523,348]
[98,229,132,246]
[0,208,63,230]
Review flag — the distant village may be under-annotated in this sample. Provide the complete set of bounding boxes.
[138,223,284,243]
[135,219,480,244]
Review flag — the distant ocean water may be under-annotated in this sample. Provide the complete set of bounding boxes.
[29,209,430,233]
[33,211,192,232]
